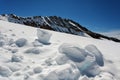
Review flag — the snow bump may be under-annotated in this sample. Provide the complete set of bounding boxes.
[85,45,104,66]
[37,29,52,44]
[15,38,27,47]
[59,43,87,62]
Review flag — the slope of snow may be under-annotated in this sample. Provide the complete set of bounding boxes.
[0,20,120,80]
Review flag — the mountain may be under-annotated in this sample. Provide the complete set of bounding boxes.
[0,20,120,80]
[0,14,120,42]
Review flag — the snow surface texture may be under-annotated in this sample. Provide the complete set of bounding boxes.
[0,20,120,80]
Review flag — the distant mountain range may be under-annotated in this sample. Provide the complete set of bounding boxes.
[0,14,120,42]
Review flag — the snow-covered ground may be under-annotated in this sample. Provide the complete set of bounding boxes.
[0,20,120,80]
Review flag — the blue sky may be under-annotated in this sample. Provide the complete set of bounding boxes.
[0,0,120,32]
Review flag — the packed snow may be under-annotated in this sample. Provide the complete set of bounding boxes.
[0,20,120,80]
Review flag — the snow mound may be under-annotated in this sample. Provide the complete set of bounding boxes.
[0,33,6,47]
[44,64,80,80]
[0,66,12,77]
[76,56,101,77]
[37,29,52,44]
[55,64,80,80]
[15,38,27,47]
[58,43,103,77]
[59,43,87,62]
[11,54,23,62]
[55,54,69,65]
[0,39,5,47]
[33,66,42,73]
[0,33,15,47]
[5,63,22,72]
[85,45,104,66]
[25,48,41,54]
[11,48,18,53]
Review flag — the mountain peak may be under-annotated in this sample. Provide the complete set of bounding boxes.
[0,14,120,42]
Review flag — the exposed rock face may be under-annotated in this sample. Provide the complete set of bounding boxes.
[0,14,120,42]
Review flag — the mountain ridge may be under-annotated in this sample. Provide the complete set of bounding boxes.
[0,14,120,42]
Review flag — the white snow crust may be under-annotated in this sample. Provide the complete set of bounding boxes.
[0,20,120,80]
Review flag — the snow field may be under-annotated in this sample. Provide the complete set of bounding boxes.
[0,20,119,80]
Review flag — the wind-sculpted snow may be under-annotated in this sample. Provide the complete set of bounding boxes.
[37,29,52,44]
[0,20,119,80]
[58,43,103,77]
[59,43,87,62]
[85,45,104,66]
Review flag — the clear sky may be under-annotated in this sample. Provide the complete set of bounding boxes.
[0,0,120,32]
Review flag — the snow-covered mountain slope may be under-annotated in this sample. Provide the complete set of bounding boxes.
[102,31,120,40]
[0,20,120,80]
[0,14,120,42]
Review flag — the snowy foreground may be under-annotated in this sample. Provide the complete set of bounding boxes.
[0,20,120,80]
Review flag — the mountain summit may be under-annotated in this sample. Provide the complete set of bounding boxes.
[0,14,120,42]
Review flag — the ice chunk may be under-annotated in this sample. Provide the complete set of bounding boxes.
[25,48,41,54]
[59,43,87,62]
[76,56,100,77]
[0,66,12,77]
[85,45,104,66]
[33,66,42,73]
[55,54,69,65]
[11,54,23,62]
[0,40,5,47]
[15,38,27,47]
[37,29,52,44]
[11,49,18,53]
[83,64,101,77]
